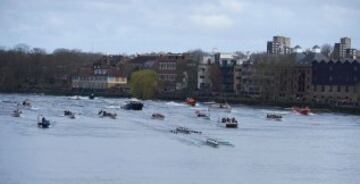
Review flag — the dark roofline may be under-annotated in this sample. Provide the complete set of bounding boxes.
[312,59,358,63]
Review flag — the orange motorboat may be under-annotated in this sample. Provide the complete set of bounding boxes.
[185,98,196,107]
[292,106,311,115]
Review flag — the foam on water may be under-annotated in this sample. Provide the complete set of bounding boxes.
[166,101,185,107]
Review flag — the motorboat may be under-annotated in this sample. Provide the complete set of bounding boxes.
[64,110,76,119]
[226,121,238,128]
[98,110,117,119]
[12,109,22,117]
[266,113,282,120]
[209,102,232,112]
[89,93,95,100]
[220,117,238,128]
[185,98,196,107]
[206,138,219,147]
[37,115,51,128]
[292,106,311,115]
[152,113,165,120]
[22,99,32,107]
[122,99,143,110]
[195,110,210,119]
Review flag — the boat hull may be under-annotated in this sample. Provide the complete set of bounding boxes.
[292,107,311,115]
[226,123,238,128]
[185,98,196,106]
[123,103,143,110]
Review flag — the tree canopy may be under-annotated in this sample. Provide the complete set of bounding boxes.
[130,69,158,99]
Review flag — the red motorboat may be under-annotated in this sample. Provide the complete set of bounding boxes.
[185,98,196,107]
[292,106,311,115]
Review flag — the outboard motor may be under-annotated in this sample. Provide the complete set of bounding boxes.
[89,93,95,100]
[37,115,50,128]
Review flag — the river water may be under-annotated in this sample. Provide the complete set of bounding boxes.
[0,94,359,184]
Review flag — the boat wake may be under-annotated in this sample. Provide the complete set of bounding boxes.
[166,101,185,107]
[68,96,89,100]
[105,105,121,109]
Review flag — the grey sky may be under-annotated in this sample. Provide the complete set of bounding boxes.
[0,0,359,54]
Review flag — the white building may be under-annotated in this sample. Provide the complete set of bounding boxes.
[72,76,127,90]
[197,53,244,93]
[197,56,213,90]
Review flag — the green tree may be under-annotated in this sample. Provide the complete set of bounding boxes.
[130,69,158,99]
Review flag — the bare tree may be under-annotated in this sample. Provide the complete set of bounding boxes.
[252,53,296,101]
[0,44,102,92]
[14,43,31,53]
[321,44,332,57]
[209,64,223,93]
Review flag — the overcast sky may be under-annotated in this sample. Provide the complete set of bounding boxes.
[0,0,359,54]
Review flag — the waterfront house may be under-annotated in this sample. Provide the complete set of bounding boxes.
[72,57,128,92]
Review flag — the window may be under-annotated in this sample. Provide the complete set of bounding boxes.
[329,86,333,92]
[321,86,325,92]
[313,85,317,92]
[200,76,204,79]
[345,86,349,93]
[337,86,341,92]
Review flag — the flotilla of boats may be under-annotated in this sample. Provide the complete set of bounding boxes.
[8,96,313,148]
[11,97,270,126]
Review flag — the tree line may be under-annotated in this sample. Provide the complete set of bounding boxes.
[0,44,102,92]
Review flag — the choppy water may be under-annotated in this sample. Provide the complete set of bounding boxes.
[0,94,360,184]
